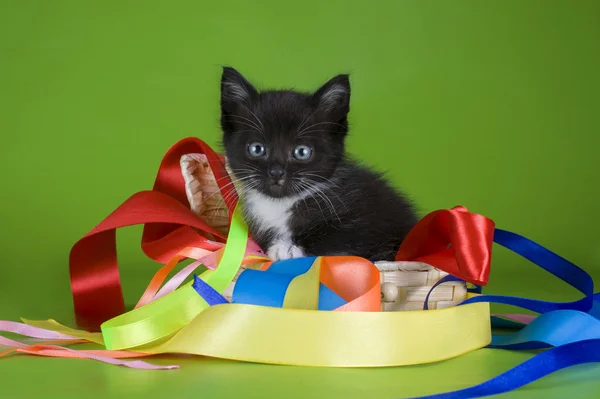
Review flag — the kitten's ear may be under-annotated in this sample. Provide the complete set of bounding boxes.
[220,67,258,114]
[312,74,351,118]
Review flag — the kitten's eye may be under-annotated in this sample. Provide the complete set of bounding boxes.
[247,142,266,158]
[293,145,313,161]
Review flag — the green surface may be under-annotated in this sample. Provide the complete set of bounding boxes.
[1,0,599,398]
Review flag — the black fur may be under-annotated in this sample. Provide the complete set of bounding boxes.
[219,67,418,261]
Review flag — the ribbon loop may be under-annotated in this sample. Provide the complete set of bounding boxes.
[69,137,239,331]
[395,206,495,286]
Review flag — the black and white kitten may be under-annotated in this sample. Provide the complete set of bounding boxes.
[219,67,418,261]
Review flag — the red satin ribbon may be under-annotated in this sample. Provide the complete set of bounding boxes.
[69,138,238,331]
[395,206,495,286]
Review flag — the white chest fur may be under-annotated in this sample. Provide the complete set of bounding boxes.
[243,189,306,261]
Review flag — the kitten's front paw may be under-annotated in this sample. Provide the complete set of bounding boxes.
[267,241,305,261]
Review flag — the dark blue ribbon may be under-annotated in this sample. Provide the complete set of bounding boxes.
[460,229,594,314]
[422,274,464,311]
[231,257,346,310]
[192,275,229,306]
[192,257,347,310]
[408,228,600,398]
[409,339,600,399]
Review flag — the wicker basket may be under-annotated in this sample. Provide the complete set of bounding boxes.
[180,153,467,311]
[375,261,466,311]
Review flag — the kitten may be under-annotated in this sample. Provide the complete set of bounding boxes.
[219,67,418,261]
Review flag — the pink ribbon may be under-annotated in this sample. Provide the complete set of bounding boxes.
[0,321,178,370]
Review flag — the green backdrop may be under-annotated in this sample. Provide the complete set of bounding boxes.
[1,1,599,398]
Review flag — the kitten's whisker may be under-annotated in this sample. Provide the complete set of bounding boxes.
[297,108,319,133]
[298,121,345,136]
[215,173,249,184]
[297,173,340,188]
[229,181,259,205]
[240,104,265,132]
[227,170,256,181]
[320,184,350,212]
[292,181,319,221]
[322,193,342,225]
[297,129,332,137]
[218,174,256,188]
[239,164,263,174]
[226,177,259,199]
[222,119,263,135]
[308,183,342,225]
[302,176,349,213]
[204,174,257,202]
[219,185,243,207]
[293,179,328,223]
[221,129,265,138]
[224,115,262,132]
[300,176,349,213]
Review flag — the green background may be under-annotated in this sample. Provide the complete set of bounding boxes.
[1,0,599,398]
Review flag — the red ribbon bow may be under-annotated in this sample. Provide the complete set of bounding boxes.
[395,206,495,286]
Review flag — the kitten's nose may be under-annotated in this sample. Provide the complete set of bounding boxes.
[269,166,285,179]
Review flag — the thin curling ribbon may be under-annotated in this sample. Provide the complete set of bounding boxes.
[69,137,240,331]
[0,335,177,370]
[0,321,177,370]
[135,244,265,309]
[395,206,494,286]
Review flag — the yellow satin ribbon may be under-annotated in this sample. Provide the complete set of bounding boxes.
[22,318,104,345]
[24,295,490,366]
[282,257,321,310]
[145,294,490,366]
[22,202,492,367]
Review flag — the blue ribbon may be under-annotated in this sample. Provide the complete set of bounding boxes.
[422,274,464,310]
[460,229,594,314]
[489,309,600,349]
[231,257,347,310]
[192,274,229,306]
[408,228,600,399]
[410,339,600,399]
[191,257,348,310]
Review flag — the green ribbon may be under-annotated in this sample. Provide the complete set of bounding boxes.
[101,204,248,350]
